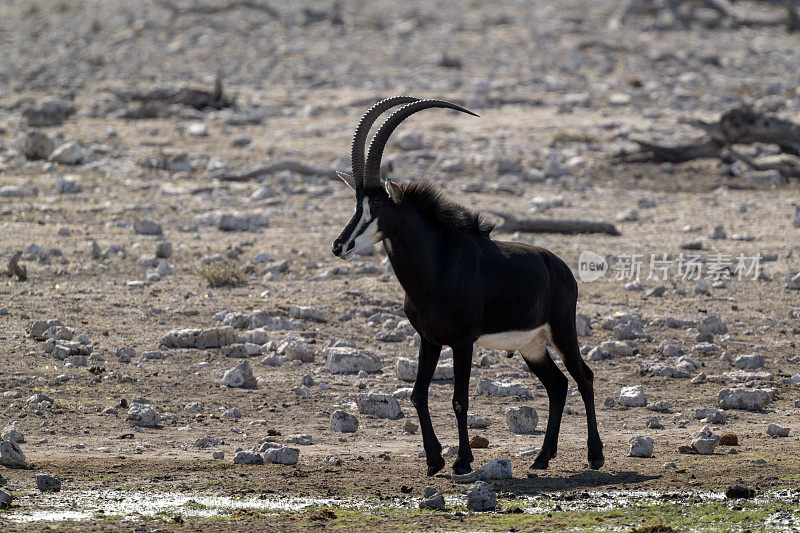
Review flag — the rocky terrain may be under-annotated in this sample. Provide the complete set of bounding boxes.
[1,0,800,530]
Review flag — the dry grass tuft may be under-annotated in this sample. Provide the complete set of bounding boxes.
[193,261,247,288]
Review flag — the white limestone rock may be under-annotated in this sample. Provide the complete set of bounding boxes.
[356,391,403,419]
[0,440,26,468]
[466,481,496,512]
[395,358,454,382]
[477,378,531,397]
[233,451,264,465]
[1,422,24,444]
[222,360,257,388]
[264,446,299,465]
[628,436,654,458]
[161,326,239,349]
[324,347,382,374]
[733,354,765,370]
[766,423,790,437]
[467,412,491,429]
[126,403,160,428]
[330,410,359,433]
[452,459,513,484]
[717,388,771,411]
[505,406,538,434]
[619,385,647,407]
[49,141,85,165]
[691,425,720,455]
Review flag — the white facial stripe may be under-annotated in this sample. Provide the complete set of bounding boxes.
[341,202,372,249]
[342,203,384,259]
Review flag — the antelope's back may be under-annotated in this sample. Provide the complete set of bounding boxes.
[478,240,577,332]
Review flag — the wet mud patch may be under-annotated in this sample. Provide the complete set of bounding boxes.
[2,488,799,531]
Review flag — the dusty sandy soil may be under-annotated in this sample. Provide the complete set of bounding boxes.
[1,0,800,530]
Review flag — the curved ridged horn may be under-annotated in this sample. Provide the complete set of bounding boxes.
[351,96,420,183]
[364,99,478,187]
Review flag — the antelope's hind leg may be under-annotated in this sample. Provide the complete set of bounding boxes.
[451,342,475,475]
[519,329,568,470]
[551,321,605,470]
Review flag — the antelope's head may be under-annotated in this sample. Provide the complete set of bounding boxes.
[331,97,477,259]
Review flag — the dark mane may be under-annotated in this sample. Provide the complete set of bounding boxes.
[402,181,495,236]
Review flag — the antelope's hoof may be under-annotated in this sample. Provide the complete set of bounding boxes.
[452,460,472,476]
[589,456,605,470]
[530,459,549,470]
[427,456,446,476]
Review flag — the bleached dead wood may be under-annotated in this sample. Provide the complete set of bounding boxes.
[611,0,799,31]
[156,0,279,22]
[489,212,621,236]
[616,105,800,179]
[211,160,338,181]
[725,147,800,178]
[110,70,234,111]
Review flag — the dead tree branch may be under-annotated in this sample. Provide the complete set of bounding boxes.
[489,212,621,236]
[615,105,800,178]
[110,70,234,111]
[210,160,338,181]
[611,0,800,31]
[156,0,279,22]
[724,147,800,178]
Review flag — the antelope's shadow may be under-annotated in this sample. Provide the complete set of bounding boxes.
[461,469,661,494]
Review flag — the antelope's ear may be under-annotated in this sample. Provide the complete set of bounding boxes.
[385,180,404,204]
[336,171,356,190]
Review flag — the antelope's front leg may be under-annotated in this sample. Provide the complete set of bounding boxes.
[451,342,474,475]
[411,339,444,476]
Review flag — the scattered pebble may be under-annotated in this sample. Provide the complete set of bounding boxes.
[324,347,382,374]
[505,405,538,434]
[466,481,497,512]
[766,423,790,437]
[402,420,418,434]
[725,484,755,499]
[0,440,26,467]
[470,435,490,448]
[628,436,654,458]
[264,446,299,465]
[35,474,61,492]
[356,391,403,419]
[133,218,163,236]
[717,388,771,411]
[330,410,359,433]
[691,425,720,455]
[221,360,257,388]
[233,451,264,465]
[126,403,160,428]
[419,487,446,510]
[619,385,647,407]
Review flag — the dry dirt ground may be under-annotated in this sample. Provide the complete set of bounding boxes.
[1,0,800,531]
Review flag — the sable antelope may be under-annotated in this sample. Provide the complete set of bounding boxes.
[332,96,604,476]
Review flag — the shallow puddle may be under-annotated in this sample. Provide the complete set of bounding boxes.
[6,490,377,522]
[4,487,800,529]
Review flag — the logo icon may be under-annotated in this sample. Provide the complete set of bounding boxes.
[578,251,608,282]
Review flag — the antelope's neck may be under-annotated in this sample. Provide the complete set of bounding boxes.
[383,218,440,303]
